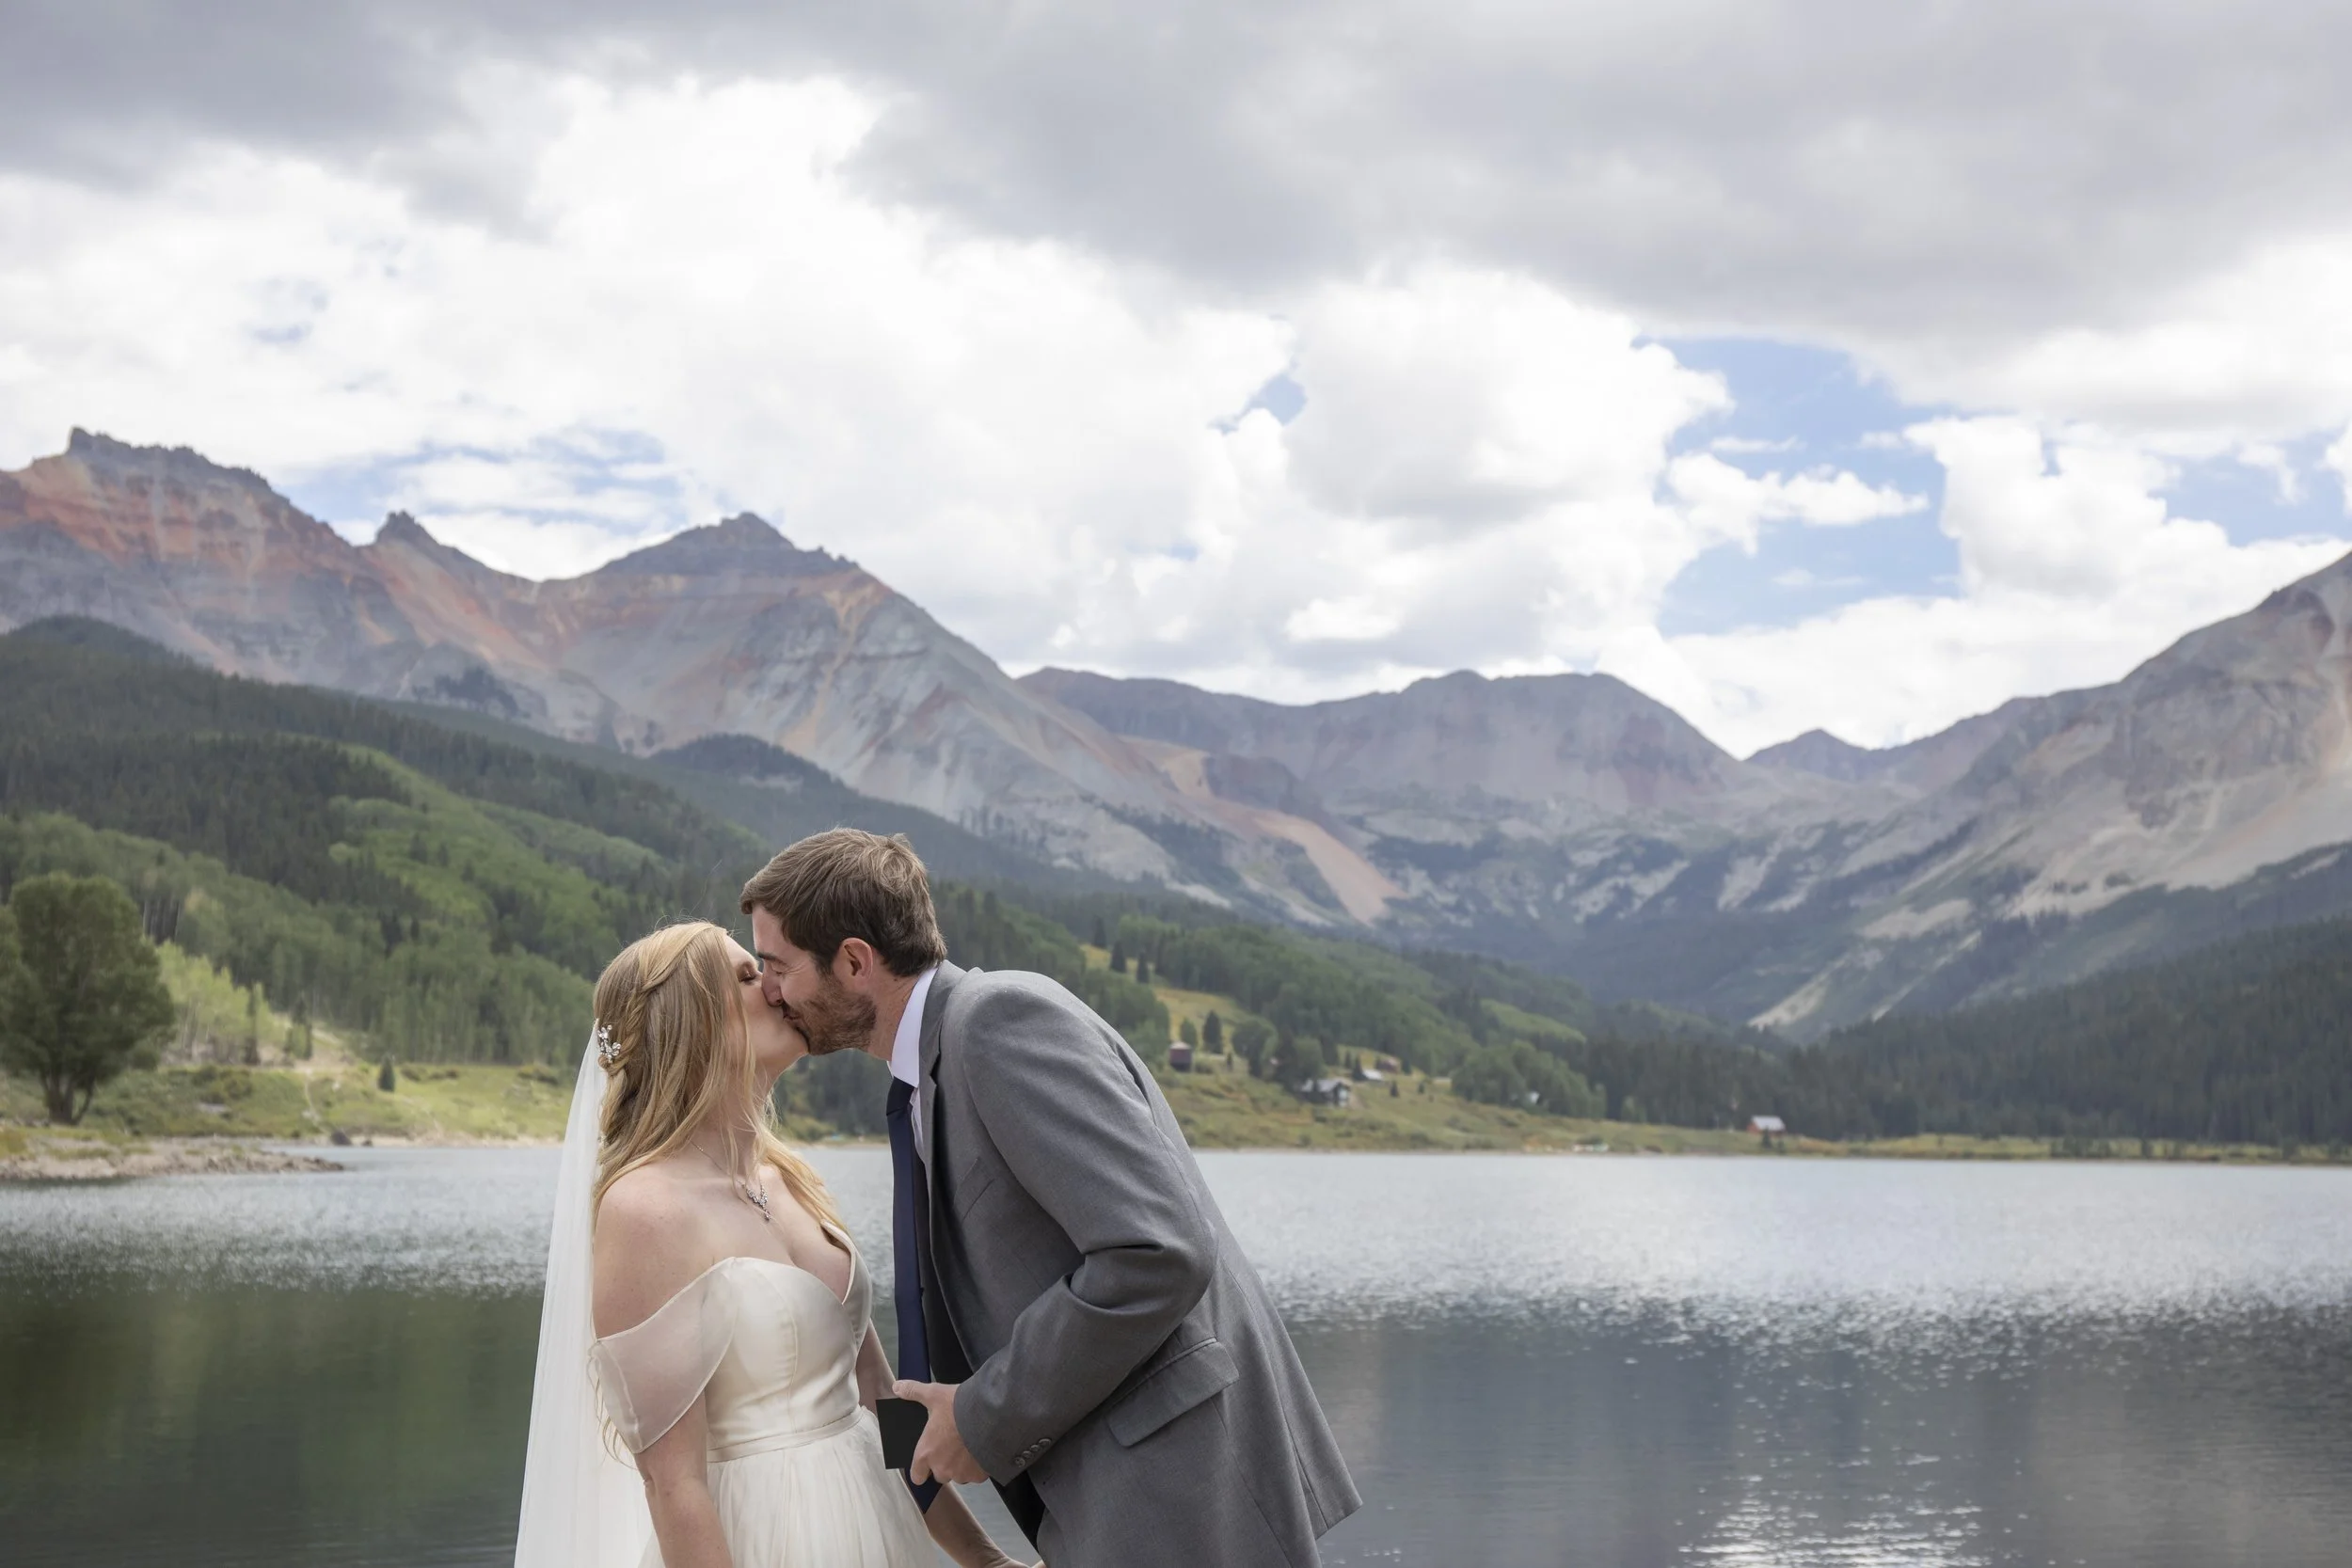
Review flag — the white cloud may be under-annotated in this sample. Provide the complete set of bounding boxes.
[0,74,1293,612]
[1665,451,1922,547]
[1107,268,1750,690]
[1279,270,1724,528]
[13,3,2352,472]
[1653,417,2350,753]
[2236,443,2302,505]
[4,61,2346,767]
[1769,568,1863,591]
[2327,426,2352,508]
[1886,235,2352,450]
[0,86,1833,702]
[1285,596,1402,644]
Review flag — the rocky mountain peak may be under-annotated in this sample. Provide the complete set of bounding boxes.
[7,431,353,579]
[373,510,435,547]
[362,509,526,594]
[60,428,279,499]
[2251,546,2352,623]
[1750,728,1882,782]
[594,512,849,578]
[1029,661,1769,825]
[713,512,785,543]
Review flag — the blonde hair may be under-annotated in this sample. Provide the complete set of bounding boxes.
[589,920,840,1236]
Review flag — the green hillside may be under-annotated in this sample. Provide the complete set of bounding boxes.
[0,625,1170,1132]
[0,624,771,1063]
[20,618,2337,1157]
[0,622,1756,1144]
[1800,913,2352,1148]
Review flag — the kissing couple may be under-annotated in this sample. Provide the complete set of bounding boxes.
[514,829,1359,1568]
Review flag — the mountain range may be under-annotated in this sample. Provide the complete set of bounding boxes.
[13,428,2352,1038]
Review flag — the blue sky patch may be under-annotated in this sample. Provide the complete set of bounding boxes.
[2163,432,2349,545]
[1654,339,2352,637]
[1657,338,1955,636]
[281,429,689,550]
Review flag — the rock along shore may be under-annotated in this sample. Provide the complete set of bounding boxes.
[0,1136,346,1181]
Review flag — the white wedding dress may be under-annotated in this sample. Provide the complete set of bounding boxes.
[511,1045,931,1568]
[591,1234,933,1567]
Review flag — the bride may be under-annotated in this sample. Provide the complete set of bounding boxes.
[513,920,1032,1568]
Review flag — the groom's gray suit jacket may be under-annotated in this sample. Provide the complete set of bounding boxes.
[914,962,1359,1567]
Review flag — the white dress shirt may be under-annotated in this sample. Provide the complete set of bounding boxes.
[888,965,939,1163]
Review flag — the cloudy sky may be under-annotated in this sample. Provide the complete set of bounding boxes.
[6,2,2352,755]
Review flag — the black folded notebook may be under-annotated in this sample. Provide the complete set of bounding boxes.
[876,1397,930,1471]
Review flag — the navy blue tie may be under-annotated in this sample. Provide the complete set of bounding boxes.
[885,1076,941,1513]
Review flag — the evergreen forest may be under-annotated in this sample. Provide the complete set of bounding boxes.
[5,618,2349,1148]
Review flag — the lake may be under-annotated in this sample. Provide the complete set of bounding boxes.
[4,1149,2350,1567]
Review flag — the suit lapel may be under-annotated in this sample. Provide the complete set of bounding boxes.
[914,961,976,1378]
[917,962,961,1230]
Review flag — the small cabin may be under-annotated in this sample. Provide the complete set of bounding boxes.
[1168,1041,1195,1071]
[1747,1115,1787,1136]
[1297,1078,1353,1107]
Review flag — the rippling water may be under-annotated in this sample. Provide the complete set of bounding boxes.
[4,1149,2348,1566]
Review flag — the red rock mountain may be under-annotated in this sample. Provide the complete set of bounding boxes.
[0,431,1228,884]
[1,431,1831,922]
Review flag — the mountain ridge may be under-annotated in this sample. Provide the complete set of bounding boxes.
[1032,556,2352,1037]
[0,432,1330,904]
[17,429,2352,1039]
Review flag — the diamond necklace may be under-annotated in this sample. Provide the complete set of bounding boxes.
[692,1138,773,1225]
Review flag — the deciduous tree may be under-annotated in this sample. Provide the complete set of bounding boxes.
[2,874,175,1123]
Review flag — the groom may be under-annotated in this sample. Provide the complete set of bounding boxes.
[744,829,1359,1567]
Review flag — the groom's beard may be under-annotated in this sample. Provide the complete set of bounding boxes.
[790,974,877,1058]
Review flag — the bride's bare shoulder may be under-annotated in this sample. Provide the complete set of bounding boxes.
[597,1159,691,1230]
[593,1161,713,1335]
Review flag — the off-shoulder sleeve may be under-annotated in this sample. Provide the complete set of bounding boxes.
[589,1269,732,1453]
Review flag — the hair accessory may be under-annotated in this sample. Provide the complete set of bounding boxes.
[594,1022,621,1070]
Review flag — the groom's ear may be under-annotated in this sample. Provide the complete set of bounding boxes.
[833,936,879,988]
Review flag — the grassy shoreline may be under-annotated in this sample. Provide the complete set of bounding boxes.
[1155,1059,2346,1163]
[7,1062,2343,1166]
[1,1061,580,1147]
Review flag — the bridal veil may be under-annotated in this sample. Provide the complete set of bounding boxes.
[514,1041,655,1568]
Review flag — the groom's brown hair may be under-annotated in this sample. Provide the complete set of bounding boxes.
[739,828,946,976]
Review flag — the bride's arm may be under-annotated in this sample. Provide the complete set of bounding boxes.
[855,1330,1036,1568]
[635,1398,733,1568]
[596,1172,733,1568]
[853,1317,895,1409]
[923,1487,1034,1568]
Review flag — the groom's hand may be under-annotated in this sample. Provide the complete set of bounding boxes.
[894,1379,989,1485]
